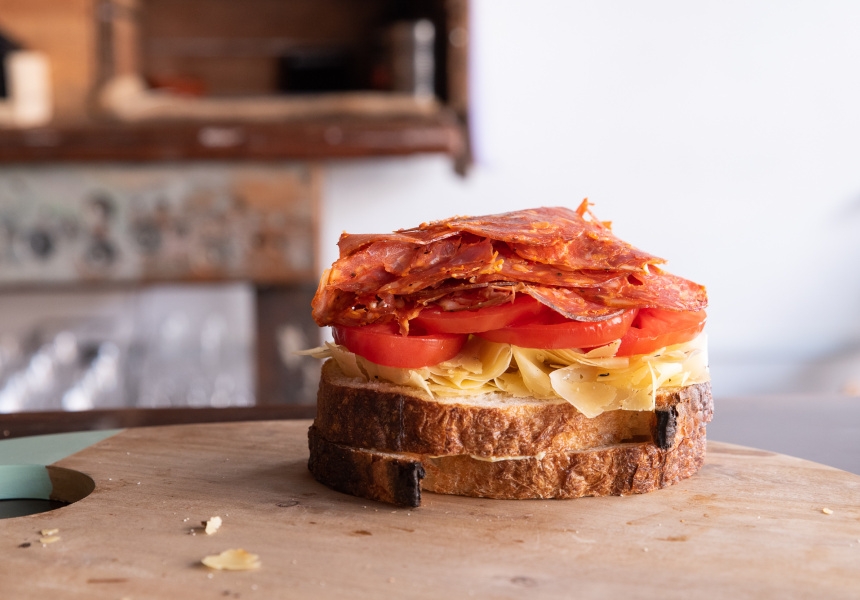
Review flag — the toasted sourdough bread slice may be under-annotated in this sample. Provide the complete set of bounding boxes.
[308,360,713,507]
[314,360,712,457]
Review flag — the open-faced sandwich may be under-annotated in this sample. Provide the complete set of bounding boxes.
[305,201,711,507]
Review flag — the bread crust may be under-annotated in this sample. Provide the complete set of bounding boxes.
[307,361,713,505]
[314,360,713,458]
[422,424,706,499]
[308,421,706,503]
[308,425,425,507]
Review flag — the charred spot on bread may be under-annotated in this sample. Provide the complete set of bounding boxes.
[308,426,425,508]
[654,407,678,450]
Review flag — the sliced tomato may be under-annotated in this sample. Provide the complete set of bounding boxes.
[413,294,547,334]
[476,309,637,349]
[616,308,707,356]
[332,322,467,369]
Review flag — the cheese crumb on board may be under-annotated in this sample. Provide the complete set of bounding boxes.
[203,516,222,535]
[822,508,834,515]
[39,528,61,544]
[201,549,261,571]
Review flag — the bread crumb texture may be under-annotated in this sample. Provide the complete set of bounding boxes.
[203,516,222,534]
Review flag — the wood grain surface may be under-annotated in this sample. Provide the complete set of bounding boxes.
[2,420,860,599]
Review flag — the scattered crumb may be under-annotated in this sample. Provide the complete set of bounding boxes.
[204,516,223,535]
[202,549,261,571]
[39,528,61,544]
[643,547,649,552]
[822,508,834,515]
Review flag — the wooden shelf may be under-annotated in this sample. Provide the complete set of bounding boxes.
[0,111,467,165]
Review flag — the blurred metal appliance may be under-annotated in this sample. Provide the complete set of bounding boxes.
[0,162,320,427]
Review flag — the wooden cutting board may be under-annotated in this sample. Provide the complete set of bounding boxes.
[3,420,860,599]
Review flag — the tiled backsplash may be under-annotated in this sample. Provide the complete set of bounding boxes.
[0,163,317,284]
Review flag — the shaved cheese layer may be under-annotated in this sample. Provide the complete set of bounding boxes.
[305,333,709,418]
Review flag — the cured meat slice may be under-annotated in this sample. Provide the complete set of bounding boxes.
[326,240,420,294]
[447,207,664,271]
[523,286,625,322]
[484,247,623,288]
[510,238,658,272]
[405,282,518,311]
[312,204,707,329]
[339,206,664,271]
[447,207,594,246]
[376,238,497,295]
[328,237,497,292]
[336,228,458,257]
[578,270,708,313]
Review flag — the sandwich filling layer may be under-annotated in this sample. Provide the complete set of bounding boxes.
[305,332,709,418]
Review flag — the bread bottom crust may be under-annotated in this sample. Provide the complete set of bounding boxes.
[422,423,706,500]
[307,425,425,507]
[308,422,707,507]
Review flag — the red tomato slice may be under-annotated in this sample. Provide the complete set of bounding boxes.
[332,323,467,369]
[616,308,707,356]
[413,295,547,334]
[476,309,637,349]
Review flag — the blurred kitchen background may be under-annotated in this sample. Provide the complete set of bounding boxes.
[0,1,858,471]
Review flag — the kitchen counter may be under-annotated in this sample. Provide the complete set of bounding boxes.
[2,420,859,598]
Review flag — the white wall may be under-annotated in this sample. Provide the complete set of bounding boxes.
[322,1,860,397]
